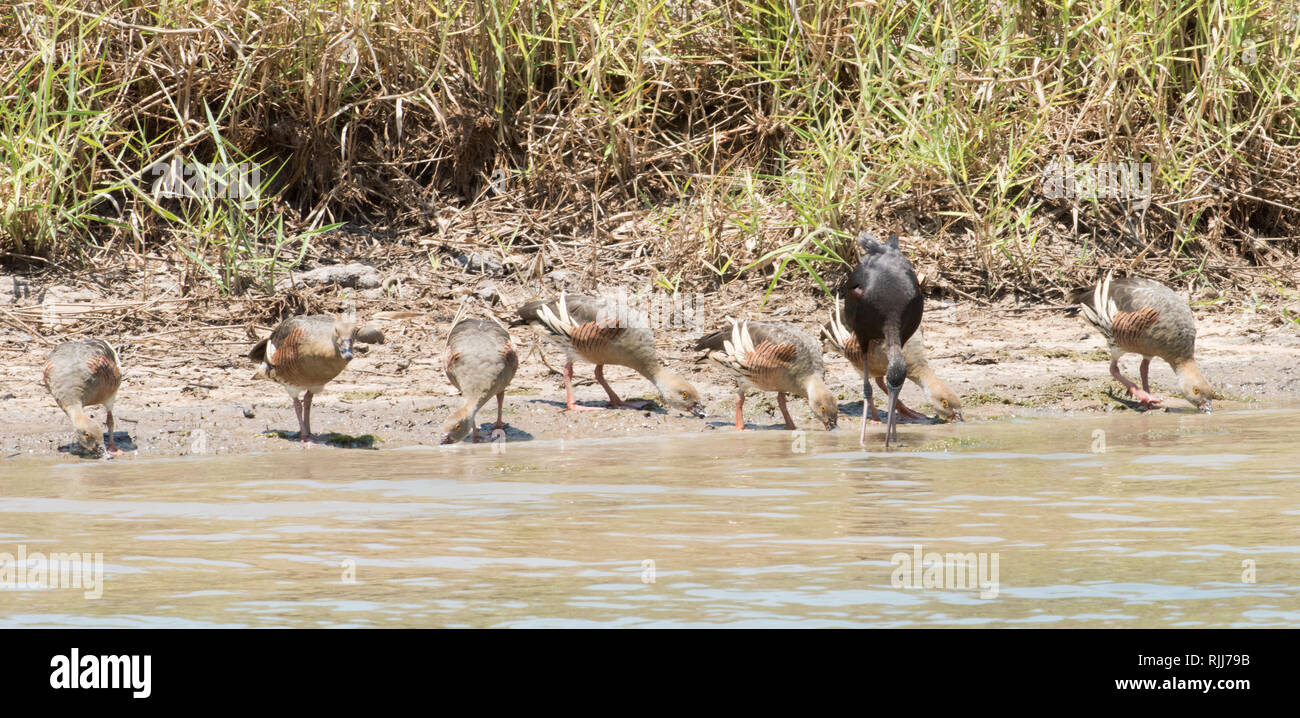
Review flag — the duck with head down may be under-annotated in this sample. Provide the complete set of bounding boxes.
[1070,273,1214,412]
[44,339,123,455]
[440,318,519,445]
[696,319,838,432]
[514,292,705,417]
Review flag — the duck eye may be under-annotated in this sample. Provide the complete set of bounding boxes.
[1193,388,1200,395]
[681,392,689,399]
[942,400,949,407]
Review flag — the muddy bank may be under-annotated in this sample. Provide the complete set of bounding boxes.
[3,271,1298,462]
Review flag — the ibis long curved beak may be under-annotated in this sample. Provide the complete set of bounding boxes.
[859,373,873,448]
[884,382,902,448]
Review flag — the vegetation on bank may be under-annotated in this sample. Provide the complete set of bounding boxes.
[1,0,1298,305]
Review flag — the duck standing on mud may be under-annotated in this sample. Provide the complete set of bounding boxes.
[248,303,384,442]
[841,232,923,447]
[440,318,519,444]
[43,339,123,455]
[1070,273,1214,412]
[514,292,705,417]
[696,319,838,431]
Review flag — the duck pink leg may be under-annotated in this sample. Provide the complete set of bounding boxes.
[1112,359,1160,408]
[875,377,928,421]
[493,393,507,430]
[594,365,649,409]
[296,391,316,443]
[734,389,746,431]
[563,361,601,412]
[292,397,307,440]
[777,392,796,430]
[104,409,122,455]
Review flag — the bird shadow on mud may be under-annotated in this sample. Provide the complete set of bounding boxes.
[527,397,669,414]
[440,423,536,445]
[1104,388,1187,413]
[56,431,134,458]
[835,400,942,424]
[1105,389,1205,414]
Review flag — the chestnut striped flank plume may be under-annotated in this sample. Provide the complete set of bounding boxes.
[43,339,123,454]
[841,231,923,447]
[1070,272,1213,412]
[441,319,519,444]
[514,292,704,416]
[249,303,383,442]
[1110,307,1160,351]
[258,327,316,386]
[568,320,623,358]
[696,319,837,431]
[822,303,963,422]
[742,341,799,386]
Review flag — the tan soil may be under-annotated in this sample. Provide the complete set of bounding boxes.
[3,270,1298,461]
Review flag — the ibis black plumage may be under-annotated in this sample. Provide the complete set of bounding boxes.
[841,231,923,447]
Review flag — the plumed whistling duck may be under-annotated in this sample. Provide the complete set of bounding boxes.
[696,319,837,431]
[441,318,519,444]
[1070,272,1213,412]
[44,339,123,455]
[248,303,383,442]
[514,292,705,417]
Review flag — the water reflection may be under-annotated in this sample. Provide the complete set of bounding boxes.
[1,408,1297,627]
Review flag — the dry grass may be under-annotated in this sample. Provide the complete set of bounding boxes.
[2,0,1299,308]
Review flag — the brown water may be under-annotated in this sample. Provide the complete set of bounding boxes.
[2,408,1297,627]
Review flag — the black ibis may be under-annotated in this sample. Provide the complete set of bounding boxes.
[841,231,923,447]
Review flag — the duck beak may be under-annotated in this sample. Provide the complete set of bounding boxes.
[1199,399,1212,414]
[338,339,354,362]
[689,402,706,418]
[952,410,964,423]
[824,417,837,430]
[439,434,455,445]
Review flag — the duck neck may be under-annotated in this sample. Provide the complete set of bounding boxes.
[908,360,936,394]
[1172,357,1206,386]
[1170,356,1195,374]
[648,365,679,395]
[804,374,829,401]
[67,405,98,436]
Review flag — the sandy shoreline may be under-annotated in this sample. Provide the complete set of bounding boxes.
[4,271,1298,462]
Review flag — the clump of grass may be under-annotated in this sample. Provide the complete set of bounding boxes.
[320,432,382,449]
[262,429,382,448]
[1029,376,1121,407]
[2,1,1298,304]
[960,391,1028,408]
[1035,348,1111,362]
